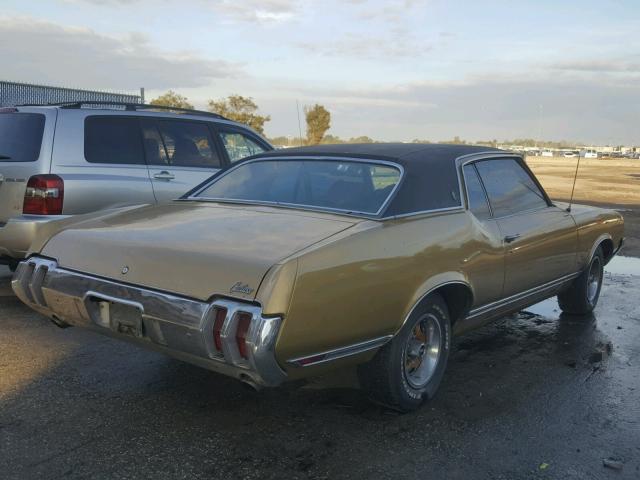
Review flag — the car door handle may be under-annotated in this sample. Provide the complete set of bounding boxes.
[153,171,175,181]
[504,234,521,243]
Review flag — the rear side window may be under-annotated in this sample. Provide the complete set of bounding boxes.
[475,158,548,217]
[219,131,266,163]
[463,164,491,220]
[85,117,145,165]
[0,113,45,162]
[154,120,221,168]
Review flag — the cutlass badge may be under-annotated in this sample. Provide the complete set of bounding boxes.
[230,282,254,295]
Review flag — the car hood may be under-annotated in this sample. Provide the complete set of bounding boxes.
[39,202,359,301]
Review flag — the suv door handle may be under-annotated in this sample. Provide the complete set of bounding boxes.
[504,234,521,243]
[153,171,175,181]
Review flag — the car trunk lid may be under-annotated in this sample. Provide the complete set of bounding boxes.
[39,202,360,301]
[0,107,56,223]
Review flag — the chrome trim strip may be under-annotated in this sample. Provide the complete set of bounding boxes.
[287,335,392,367]
[380,206,465,221]
[187,156,405,219]
[466,271,580,319]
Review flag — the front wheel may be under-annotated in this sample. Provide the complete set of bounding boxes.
[558,247,604,315]
[358,293,451,412]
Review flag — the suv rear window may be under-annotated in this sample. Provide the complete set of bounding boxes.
[85,117,145,165]
[0,113,45,162]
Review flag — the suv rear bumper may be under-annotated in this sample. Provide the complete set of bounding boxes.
[0,215,70,259]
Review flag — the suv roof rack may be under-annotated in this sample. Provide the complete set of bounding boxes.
[17,101,229,120]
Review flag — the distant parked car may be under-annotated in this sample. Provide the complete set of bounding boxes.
[13,144,624,411]
[0,102,272,268]
[563,151,578,158]
[541,150,554,157]
[582,149,598,159]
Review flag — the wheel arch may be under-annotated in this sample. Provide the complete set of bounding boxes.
[589,234,614,266]
[396,279,474,337]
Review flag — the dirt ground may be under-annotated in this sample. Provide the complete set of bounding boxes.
[526,156,640,257]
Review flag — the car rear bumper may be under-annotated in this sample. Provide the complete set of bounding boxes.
[0,215,70,259]
[12,256,287,388]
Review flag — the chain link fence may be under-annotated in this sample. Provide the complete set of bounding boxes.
[0,80,143,107]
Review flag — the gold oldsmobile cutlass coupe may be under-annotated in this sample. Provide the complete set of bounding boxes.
[13,144,624,411]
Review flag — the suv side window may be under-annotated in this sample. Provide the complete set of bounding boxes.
[475,158,548,217]
[85,117,145,165]
[218,130,266,163]
[463,164,491,220]
[154,120,221,168]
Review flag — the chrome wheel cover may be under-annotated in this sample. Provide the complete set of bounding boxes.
[587,256,602,305]
[403,313,443,389]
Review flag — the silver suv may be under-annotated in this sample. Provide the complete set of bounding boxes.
[0,102,272,268]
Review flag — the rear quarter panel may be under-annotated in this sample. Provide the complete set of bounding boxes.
[274,210,504,371]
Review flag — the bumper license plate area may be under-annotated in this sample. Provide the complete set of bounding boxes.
[110,302,143,338]
[91,299,144,338]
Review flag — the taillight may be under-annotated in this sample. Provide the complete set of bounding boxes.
[235,312,252,359]
[23,175,64,215]
[213,307,227,351]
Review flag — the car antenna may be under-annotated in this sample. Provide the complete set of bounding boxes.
[567,153,581,212]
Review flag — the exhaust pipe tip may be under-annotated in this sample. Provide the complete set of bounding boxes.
[239,373,262,392]
[50,315,71,329]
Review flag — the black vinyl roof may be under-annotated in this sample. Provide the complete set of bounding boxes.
[249,143,506,217]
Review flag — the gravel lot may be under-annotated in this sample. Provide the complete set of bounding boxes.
[1,254,639,479]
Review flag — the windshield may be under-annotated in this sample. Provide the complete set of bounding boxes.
[194,159,402,215]
[0,113,46,162]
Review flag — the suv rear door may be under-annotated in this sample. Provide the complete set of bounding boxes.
[51,113,156,214]
[0,107,55,223]
[142,118,225,202]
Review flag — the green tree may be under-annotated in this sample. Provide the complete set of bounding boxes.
[208,95,270,135]
[321,134,344,144]
[149,90,193,109]
[304,104,331,145]
[347,136,374,144]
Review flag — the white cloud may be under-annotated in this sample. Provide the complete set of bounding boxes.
[0,16,242,90]
[212,0,300,23]
[298,31,432,59]
[552,59,640,74]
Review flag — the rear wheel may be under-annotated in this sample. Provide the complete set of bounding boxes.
[358,293,451,412]
[558,247,604,315]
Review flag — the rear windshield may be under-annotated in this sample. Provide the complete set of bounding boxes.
[0,113,46,162]
[193,159,402,215]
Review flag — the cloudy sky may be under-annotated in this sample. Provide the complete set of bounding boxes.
[1,0,639,144]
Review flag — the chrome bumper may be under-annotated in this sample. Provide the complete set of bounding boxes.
[12,256,286,387]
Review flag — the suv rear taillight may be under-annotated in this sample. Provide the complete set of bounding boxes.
[23,175,64,215]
